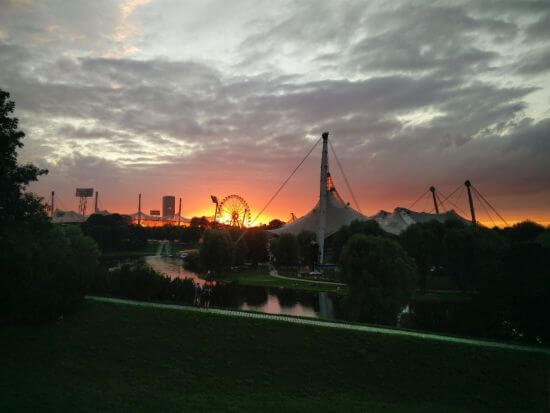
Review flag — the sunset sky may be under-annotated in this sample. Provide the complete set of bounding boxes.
[2,0,549,225]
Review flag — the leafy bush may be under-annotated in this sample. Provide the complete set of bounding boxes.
[0,89,100,324]
[199,230,233,274]
[1,223,100,323]
[272,232,299,266]
[93,263,195,304]
[340,234,417,324]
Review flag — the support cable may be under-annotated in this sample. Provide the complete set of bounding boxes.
[422,192,431,212]
[236,136,322,243]
[455,186,465,209]
[472,185,509,227]
[439,184,463,205]
[435,192,446,212]
[328,139,363,214]
[233,137,322,246]
[409,189,430,210]
[56,195,67,212]
[439,188,468,217]
[474,190,496,227]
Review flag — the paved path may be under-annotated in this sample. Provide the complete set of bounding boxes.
[85,296,549,355]
[268,266,347,286]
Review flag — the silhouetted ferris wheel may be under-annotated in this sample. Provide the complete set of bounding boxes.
[217,194,251,227]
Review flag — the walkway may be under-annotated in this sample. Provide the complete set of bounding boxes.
[268,266,347,286]
[85,296,549,355]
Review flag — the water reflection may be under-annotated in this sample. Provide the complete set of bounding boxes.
[145,256,206,285]
[143,255,335,319]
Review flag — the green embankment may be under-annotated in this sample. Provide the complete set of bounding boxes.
[1,301,547,412]
[209,269,346,293]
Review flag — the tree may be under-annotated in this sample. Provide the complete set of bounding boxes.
[0,89,47,224]
[340,234,417,324]
[244,229,268,266]
[475,241,550,343]
[442,223,505,292]
[297,230,316,266]
[191,216,210,228]
[0,89,100,323]
[267,219,285,229]
[82,213,146,252]
[199,230,233,274]
[330,219,386,262]
[504,220,545,245]
[400,220,446,291]
[272,232,299,266]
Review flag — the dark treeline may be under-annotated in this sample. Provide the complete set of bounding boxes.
[330,218,550,344]
[81,214,206,252]
[1,90,100,324]
[185,227,269,274]
[93,263,195,303]
[81,215,287,254]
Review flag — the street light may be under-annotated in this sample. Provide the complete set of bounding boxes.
[210,195,218,226]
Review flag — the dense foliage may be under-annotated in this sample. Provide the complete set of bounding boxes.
[82,213,147,252]
[340,234,417,324]
[199,230,234,274]
[272,232,300,266]
[82,215,204,253]
[243,229,269,267]
[398,219,550,343]
[296,230,317,267]
[0,89,100,323]
[93,263,195,303]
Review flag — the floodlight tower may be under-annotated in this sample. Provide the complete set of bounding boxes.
[76,188,94,216]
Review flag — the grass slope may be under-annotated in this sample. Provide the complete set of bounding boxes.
[1,301,548,412]
[210,269,346,293]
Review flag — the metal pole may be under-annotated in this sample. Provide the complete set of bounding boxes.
[211,196,219,227]
[138,193,142,226]
[318,132,329,266]
[178,197,182,226]
[51,191,55,217]
[465,180,476,225]
[430,186,439,213]
[94,191,99,213]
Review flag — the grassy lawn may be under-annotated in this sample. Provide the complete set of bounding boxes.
[209,269,347,293]
[1,301,548,412]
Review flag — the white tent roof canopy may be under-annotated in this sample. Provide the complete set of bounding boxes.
[269,132,468,239]
[269,190,467,237]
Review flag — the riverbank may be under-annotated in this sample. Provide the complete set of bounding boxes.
[204,268,347,293]
[1,300,547,412]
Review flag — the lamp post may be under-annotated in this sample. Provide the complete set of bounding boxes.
[210,195,218,227]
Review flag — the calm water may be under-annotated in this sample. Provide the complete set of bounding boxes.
[144,255,336,319]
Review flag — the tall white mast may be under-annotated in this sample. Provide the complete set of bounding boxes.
[318,132,329,265]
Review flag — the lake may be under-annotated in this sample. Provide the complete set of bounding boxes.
[144,255,336,319]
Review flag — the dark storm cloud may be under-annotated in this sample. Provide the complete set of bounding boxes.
[1,0,549,217]
[6,50,545,201]
[525,12,550,42]
[516,47,550,75]
[346,4,514,76]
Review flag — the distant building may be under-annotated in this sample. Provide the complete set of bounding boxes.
[162,196,175,217]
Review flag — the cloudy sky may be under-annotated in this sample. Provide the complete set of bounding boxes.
[2,0,549,225]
